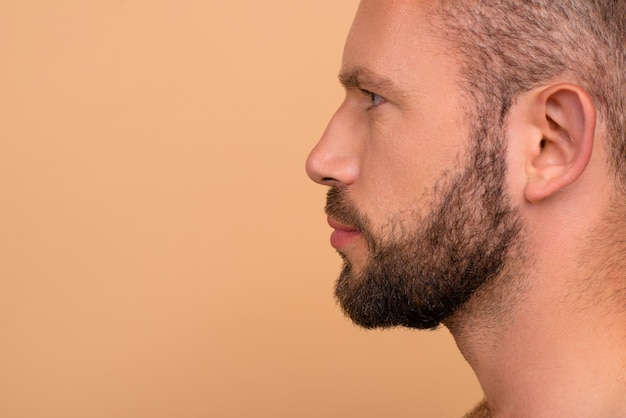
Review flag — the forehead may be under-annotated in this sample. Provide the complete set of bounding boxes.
[350,0,436,35]
[344,0,438,53]
[342,0,453,88]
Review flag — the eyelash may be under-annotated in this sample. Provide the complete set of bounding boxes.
[360,89,385,109]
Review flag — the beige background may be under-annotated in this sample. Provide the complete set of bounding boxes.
[0,1,482,417]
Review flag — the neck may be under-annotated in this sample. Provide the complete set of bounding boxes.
[445,249,626,417]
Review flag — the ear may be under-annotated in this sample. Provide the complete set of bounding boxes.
[524,84,596,203]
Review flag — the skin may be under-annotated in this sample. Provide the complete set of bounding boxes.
[307,0,467,271]
[306,0,626,417]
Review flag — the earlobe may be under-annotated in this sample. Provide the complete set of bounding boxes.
[525,84,596,203]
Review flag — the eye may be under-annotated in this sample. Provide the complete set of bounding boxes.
[360,89,385,109]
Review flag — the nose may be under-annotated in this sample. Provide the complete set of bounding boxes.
[305,104,359,187]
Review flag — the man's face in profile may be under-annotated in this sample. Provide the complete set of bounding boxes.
[306,0,522,329]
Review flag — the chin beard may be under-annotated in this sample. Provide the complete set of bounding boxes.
[328,128,522,330]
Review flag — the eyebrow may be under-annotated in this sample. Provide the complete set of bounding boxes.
[338,67,405,97]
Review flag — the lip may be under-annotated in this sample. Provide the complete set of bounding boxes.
[327,217,362,249]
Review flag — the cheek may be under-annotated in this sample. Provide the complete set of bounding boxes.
[353,105,469,226]
[354,145,440,226]
[363,139,462,213]
[504,127,534,205]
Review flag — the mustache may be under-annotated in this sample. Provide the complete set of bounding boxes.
[324,187,372,240]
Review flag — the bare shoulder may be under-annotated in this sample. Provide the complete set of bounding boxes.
[463,400,492,418]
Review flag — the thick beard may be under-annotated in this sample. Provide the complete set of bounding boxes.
[326,126,522,330]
